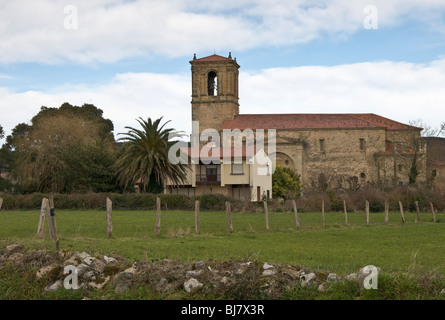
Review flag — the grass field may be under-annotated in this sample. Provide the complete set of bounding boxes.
[1,208,444,275]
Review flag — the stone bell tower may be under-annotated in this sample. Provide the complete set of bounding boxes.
[190,53,240,134]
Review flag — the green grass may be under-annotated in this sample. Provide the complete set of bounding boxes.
[1,208,444,275]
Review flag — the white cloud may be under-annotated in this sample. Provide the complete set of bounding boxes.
[1,57,445,145]
[1,0,445,64]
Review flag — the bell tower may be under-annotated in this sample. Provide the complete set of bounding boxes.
[190,52,240,134]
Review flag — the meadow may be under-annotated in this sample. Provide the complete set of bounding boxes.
[1,208,444,275]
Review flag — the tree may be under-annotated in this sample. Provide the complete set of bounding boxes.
[8,103,117,193]
[114,117,189,193]
[272,166,301,200]
[0,124,4,140]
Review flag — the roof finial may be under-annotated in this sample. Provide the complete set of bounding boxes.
[228,52,232,59]
[193,53,196,60]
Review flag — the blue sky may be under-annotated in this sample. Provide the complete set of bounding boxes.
[1,0,445,144]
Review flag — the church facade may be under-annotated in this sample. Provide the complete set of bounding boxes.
[164,53,426,200]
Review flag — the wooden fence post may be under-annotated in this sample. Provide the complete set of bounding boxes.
[48,195,56,239]
[226,201,233,234]
[292,199,300,229]
[155,197,161,236]
[414,201,421,222]
[399,201,405,224]
[384,201,389,225]
[195,200,200,234]
[37,198,47,237]
[45,198,59,251]
[343,200,348,226]
[106,197,113,238]
[365,200,370,226]
[321,200,325,228]
[264,201,269,231]
[0,197,3,210]
[430,202,437,223]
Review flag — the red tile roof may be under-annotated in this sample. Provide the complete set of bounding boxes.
[190,54,239,67]
[221,113,421,131]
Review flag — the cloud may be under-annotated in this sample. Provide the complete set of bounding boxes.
[1,0,445,64]
[1,57,445,146]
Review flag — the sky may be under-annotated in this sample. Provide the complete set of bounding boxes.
[1,0,445,145]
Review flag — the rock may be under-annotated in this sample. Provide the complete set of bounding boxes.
[220,276,230,284]
[83,256,96,266]
[90,259,105,274]
[195,261,205,268]
[440,289,445,295]
[104,256,117,264]
[300,272,316,287]
[36,264,60,281]
[262,269,277,276]
[263,262,274,270]
[5,244,24,256]
[186,269,203,278]
[345,273,357,281]
[7,252,24,264]
[45,280,63,292]
[113,267,136,293]
[76,263,90,278]
[318,282,329,292]
[281,268,300,280]
[327,273,338,283]
[184,278,203,293]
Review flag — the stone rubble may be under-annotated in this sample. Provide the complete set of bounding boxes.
[0,242,410,298]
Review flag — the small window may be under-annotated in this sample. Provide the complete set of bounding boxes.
[285,160,289,165]
[360,138,365,151]
[399,181,404,186]
[319,139,325,152]
[360,172,366,179]
[208,71,217,96]
[232,163,244,175]
[398,164,402,172]
[432,170,438,177]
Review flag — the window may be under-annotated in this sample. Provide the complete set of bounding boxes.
[319,139,325,152]
[398,164,402,172]
[208,71,217,96]
[232,163,244,175]
[360,172,366,179]
[432,170,438,177]
[285,160,289,165]
[360,138,365,151]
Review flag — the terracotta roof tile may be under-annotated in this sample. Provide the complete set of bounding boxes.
[221,113,420,131]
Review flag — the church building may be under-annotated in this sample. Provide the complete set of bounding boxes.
[164,53,426,201]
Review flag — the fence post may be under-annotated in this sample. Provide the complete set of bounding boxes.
[226,201,233,234]
[430,202,437,223]
[195,200,200,234]
[384,201,389,225]
[414,201,421,223]
[264,201,269,231]
[343,200,348,226]
[365,200,370,226]
[292,199,300,229]
[0,197,3,210]
[155,197,161,236]
[48,195,56,239]
[37,198,47,237]
[45,198,59,251]
[106,197,113,238]
[321,200,325,228]
[399,201,405,224]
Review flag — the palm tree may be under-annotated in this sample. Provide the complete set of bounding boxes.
[114,117,189,192]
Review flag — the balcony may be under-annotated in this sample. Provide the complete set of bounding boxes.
[196,174,221,185]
